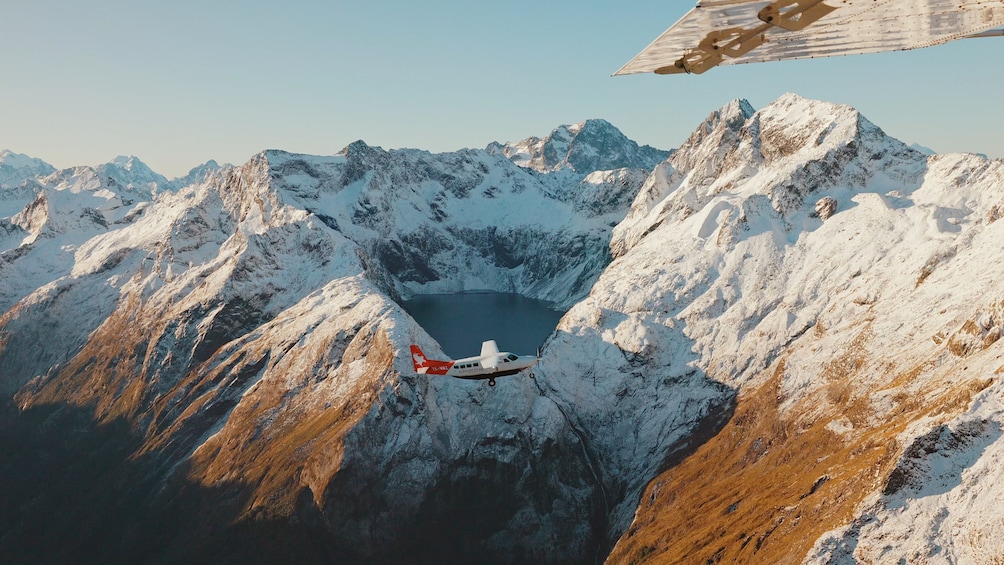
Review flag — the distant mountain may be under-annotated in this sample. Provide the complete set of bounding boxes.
[487,118,670,174]
[3,101,1004,564]
[166,159,224,190]
[42,155,169,198]
[0,159,165,311]
[909,142,936,155]
[0,150,55,190]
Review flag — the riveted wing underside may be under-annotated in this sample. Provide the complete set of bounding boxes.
[615,0,1004,75]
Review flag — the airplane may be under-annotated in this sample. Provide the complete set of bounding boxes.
[410,340,538,387]
[615,0,1004,76]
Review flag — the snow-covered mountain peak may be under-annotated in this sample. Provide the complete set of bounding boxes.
[614,93,926,257]
[754,92,864,156]
[673,94,861,167]
[909,142,937,155]
[38,155,169,199]
[751,93,931,170]
[566,117,615,136]
[488,118,670,174]
[211,151,290,227]
[715,97,756,124]
[329,140,391,184]
[0,150,56,190]
[0,149,53,170]
[110,154,142,169]
[166,159,225,190]
[99,155,167,189]
[336,139,386,162]
[668,97,755,173]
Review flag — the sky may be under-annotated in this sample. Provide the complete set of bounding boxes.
[2,0,1002,178]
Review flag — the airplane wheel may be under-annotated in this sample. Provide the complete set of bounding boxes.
[529,372,535,379]
[488,379,496,387]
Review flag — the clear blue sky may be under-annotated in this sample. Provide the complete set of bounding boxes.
[2,0,1002,178]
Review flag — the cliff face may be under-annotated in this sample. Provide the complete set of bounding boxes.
[3,95,1004,564]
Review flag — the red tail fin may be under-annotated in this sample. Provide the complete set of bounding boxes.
[410,345,454,376]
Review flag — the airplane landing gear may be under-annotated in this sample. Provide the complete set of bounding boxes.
[488,378,496,387]
[528,372,535,379]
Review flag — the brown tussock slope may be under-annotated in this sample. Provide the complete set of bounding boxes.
[607,353,995,565]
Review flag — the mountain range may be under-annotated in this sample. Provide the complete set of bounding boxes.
[2,94,1003,564]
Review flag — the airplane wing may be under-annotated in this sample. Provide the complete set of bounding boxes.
[480,340,500,370]
[480,340,500,357]
[615,0,1004,75]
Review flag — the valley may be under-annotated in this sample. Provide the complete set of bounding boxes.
[2,94,1003,564]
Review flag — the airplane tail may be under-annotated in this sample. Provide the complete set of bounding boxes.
[410,345,454,376]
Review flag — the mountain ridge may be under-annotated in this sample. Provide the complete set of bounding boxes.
[3,98,1004,564]
[487,118,671,174]
[1,116,669,563]
[593,94,1004,563]
[0,150,57,192]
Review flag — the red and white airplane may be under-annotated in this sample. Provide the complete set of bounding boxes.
[410,340,538,387]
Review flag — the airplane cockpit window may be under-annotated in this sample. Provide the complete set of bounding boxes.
[506,354,518,361]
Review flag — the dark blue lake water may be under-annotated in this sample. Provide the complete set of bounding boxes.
[401,293,566,359]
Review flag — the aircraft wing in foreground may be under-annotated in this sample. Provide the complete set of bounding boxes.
[616,0,1004,75]
[411,340,538,387]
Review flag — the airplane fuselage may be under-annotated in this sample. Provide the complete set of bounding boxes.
[410,340,538,386]
[444,352,538,380]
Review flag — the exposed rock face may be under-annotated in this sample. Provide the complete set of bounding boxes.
[814,196,838,220]
[4,94,1004,565]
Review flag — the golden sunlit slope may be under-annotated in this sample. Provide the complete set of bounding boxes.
[608,315,1002,564]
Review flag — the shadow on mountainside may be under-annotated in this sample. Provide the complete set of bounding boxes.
[883,419,1003,501]
[1,396,611,565]
[319,431,611,565]
[531,308,740,563]
[0,400,365,565]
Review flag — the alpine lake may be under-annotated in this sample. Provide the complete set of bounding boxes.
[401,292,566,359]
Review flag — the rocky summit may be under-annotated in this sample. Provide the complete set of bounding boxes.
[2,95,1004,564]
